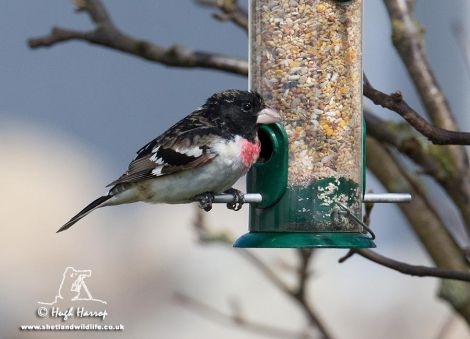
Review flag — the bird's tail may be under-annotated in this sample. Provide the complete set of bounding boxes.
[57,195,113,233]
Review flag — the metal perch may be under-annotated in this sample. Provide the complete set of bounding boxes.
[212,193,412,204]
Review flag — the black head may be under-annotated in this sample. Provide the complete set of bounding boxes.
[205,89,279,141]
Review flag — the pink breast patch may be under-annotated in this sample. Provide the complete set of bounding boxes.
[241,138,261,167]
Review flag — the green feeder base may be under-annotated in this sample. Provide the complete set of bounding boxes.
[233,232,376,248]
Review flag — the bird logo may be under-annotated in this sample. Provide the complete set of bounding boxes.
[38,267,106,305]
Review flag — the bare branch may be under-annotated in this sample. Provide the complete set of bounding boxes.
[196,0,248,33]
[383,2,470,229]
[382,0,470,239]
[193,209,293,292]
[363,76,470,145]
[338,250,354,263]
[339,197,470,283]
[364,109,445,179]
[340,249,470,282]
[383,0,459,132]
[363,198,374,226]
[364,110,470,236]
[72,0,111,25]
[365,78,470,234]
[237,250,293,295]
[28,0,248,76]
[28,27,93,48]
[340,195,470,280]
[174,293,305,339]
[191,208,334,339]
[366,136,470,323]
[239,250,331,339]
[294,250,313,300]
[288,250,332,339]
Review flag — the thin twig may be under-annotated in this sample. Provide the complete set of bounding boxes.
[238,250,332,339]
[370,115,470,247]
[351,249,470,282]
[290,250,332,339]
[174,293,305,339]
[383,0,470,234]
[338,251,354,263]
[365,110,470,243]
[363,75,470,145]
[28,0,248,76]
[196,0,248,32]
[365,137,470,323]
[294,250,313,299]
[383,0,459,132]
[192,208,334,339]
[365,104,470,236]
[363,199,374,227]
[364,109,444,180]
[237,249,292,295]
[339,241,470,282]
[340,140,470,283]
[384,0,470,248]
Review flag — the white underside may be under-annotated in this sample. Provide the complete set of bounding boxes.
[106,136,252,205]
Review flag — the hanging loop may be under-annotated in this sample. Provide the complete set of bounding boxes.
[335,202,376,240]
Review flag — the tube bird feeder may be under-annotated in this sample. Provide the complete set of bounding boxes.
[234,0,374,248]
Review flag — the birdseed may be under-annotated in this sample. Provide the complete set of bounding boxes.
[250,0,362,188]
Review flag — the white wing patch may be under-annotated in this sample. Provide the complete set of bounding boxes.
[150,145,203,161]
[148,144,205,177]
[152,167,163,176]
[149,146,161,161]
[154,158,165,165]
[174,146,203,158]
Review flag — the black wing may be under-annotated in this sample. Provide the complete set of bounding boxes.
[107,109,221,187]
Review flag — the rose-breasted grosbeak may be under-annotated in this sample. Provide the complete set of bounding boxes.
[57,89,281,232]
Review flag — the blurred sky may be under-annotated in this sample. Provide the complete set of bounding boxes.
[1,1,470,338]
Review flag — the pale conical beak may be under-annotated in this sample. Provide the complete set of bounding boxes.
[256,108,281,124]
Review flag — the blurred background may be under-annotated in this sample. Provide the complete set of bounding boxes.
[1,0,470,338]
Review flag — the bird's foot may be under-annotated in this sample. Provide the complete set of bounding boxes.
[225,188,244,211]
[194,192,215,212]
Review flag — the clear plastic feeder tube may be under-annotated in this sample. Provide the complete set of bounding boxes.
[250,0,363,231]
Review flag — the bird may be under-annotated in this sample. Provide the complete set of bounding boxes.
[57,89,281,233]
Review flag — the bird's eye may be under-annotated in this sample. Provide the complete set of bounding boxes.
[241,102,252,112]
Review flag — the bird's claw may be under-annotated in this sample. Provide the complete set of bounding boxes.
[225,188,244,211]
[195,192,215,212]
